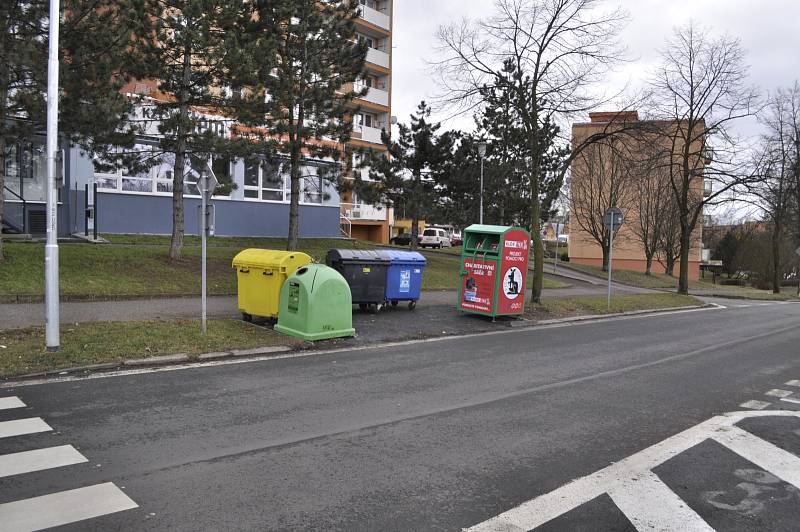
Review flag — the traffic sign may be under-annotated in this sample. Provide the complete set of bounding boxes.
[603,207,624,231]
[200,162,218,200]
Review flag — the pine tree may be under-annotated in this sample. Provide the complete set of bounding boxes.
[1,0,140,261]
[128,0,251,260]
[228,0,367,251]
[362,101,455,250]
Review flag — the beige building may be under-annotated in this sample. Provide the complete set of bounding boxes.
[569,111,705,280]
[339,0,394,243]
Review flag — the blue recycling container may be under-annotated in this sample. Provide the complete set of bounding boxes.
[381,250,426,309]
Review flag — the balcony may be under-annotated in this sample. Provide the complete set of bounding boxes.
[358,4,390,31]
[341,202,387,221]
[366,47,390,69]
[361,86,389,107]
[353,124,385,145]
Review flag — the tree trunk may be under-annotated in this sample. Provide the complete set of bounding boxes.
[771,222,781,294]
[645,253,653,276]
[601,237,609,272]
[170,143,186,261]
[677,227,691,294]
[665,257,674,277]
[410,213,419,251]
[169,44,193,262]
[287,142,301,251]
[0,135,6,263]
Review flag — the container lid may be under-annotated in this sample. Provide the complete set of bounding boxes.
[232,249,312,269]
[464,224,525,235]
[326,248,390,264]
[287,263,348,290]
[380,250,427,264]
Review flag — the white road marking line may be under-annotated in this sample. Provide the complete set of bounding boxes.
[0,418,51,439]
[712,425,800,490]
[0,396,25,410]
[765,389,794,398]
[780,397,800,405]
[465,411,800,532]
[0,445,87,478]
[740,400,771,410]
[0,482,138,532]
[786,380,800,387]
[608,470,713,532]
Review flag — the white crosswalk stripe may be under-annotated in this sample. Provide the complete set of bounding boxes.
[0,445,87,478]
[0,418,51,439]
[465,411,800,532]
[0,482,138,532]
[0,396,26,410]
[0,397,139,529]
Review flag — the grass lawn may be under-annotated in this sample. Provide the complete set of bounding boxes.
[563,262,798,300]
[526,293,703,321]
[0,319,297,378]
[0,236,566,299]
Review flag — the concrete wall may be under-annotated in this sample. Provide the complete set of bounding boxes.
[95,192,341,238]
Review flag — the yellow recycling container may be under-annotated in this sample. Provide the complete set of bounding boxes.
[232,249,312,321]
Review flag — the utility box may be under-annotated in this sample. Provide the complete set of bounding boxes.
[232,249,312,321]
[380,250,426,310]
[275,264,355,341]
[325,249,390,311]
[458,224,530,318]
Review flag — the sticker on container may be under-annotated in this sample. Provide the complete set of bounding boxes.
[363,267,371,273]
[399,269,411,293]
[503,267,523,300]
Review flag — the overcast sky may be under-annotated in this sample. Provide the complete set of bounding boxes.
[392,0,800,136]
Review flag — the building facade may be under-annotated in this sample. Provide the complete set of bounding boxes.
[569,112,705,280]
[2,2,393,242]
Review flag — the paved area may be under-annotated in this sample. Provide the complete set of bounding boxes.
[0,274,643,330]
[0,300,799,530]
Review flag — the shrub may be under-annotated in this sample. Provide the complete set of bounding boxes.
[560,252,570,262]
[719,278,746,287]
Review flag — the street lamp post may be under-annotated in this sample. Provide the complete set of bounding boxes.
[45,0,61,351]
[477,141,487,224]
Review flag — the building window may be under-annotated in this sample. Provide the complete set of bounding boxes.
[2,141,46,203]
[243,159,289,202]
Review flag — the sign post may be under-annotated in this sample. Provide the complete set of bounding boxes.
[795,246,800,297]
[199,163,218,334]
[603,207,624,310]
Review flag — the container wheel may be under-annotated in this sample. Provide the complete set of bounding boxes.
[408,301,417,310]
[391,300,399,307]
[242,313,252,323]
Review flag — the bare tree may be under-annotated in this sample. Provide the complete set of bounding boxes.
[657,201,682,277]
[750,85,800,293]
[570,138,635,271]
[628,138,674,275]
[649,22,760,294]
[434,0,628,302]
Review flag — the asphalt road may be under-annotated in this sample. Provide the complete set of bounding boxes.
[2,300,800,531]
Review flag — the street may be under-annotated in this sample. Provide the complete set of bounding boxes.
[1,300,800,531]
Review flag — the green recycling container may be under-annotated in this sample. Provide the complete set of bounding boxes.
[274,264,355,341]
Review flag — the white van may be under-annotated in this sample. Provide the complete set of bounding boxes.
[419,228,452,249]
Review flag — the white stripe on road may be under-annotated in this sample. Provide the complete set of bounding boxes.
[0,396,25,410]
[786,380,800,387]
[740,400,771,410]
[0,482,138,532]
[0,445,87,478]
[608,470,713,532]
[0,418,51,439]
[780,397,800,405]
[712,425,800,490]
[766,389,794,398]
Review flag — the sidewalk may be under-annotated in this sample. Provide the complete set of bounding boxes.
[0,266,653,330]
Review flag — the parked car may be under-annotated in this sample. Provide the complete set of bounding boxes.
[419,228,452,248]
[390,232,412,246]
[451,231,463,246]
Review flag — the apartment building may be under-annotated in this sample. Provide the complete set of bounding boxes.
[569,111,705,280]
[340,0,394,243]
[2,3,393,241]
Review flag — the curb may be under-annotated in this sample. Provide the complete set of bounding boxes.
[6,345,297,382]
[504,304,713,329]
